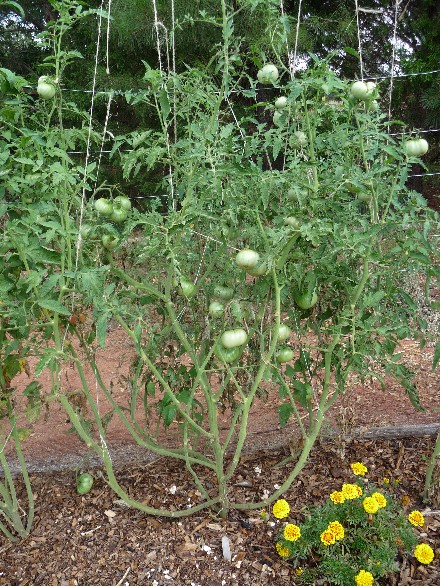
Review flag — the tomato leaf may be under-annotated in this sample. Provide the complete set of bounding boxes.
[37,299,71,316]
[433,341,440,372]
[277,403,292,427]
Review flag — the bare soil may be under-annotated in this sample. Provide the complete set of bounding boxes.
[0,328,439,585]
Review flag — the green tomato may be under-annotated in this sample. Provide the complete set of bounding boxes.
[113,195,132,211]
[247,261,267,277]
[276,347,294,363]
[209,301,225,318]
[284,216,300,229]
[357,192,372,202]
[273,111,284,127]
[235,249,260,271]
[101,234,119,250]
[293,131,307,147]
[76,472,93,495]
[404,139,429,157]
[110,205,128,223]
[276,323,291,342]
[257,63,279,84]
[79,224,93,239]
[94,198,114,217]
[294,290,318,310]
[179,278,196,298]
[37,79,56,100]
[213,285,235,301]
[214,344,240,364]
[350,81,369,100]
[221,328,247,349]
[274,96,288,110]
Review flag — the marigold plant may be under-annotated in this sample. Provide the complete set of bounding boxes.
[272,466,433,585]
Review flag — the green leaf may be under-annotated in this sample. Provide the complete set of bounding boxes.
[433,341,440,372]
[277,403,292,427]
[0,1,25,18]
[96,313,108,348]
[37,299,71,316]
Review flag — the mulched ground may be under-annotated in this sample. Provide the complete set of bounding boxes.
[1,436,439,586]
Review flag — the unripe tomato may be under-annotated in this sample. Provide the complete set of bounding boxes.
[101,234,119,250]
[294,290,318,310]
[214,344,240,363]
[209,301,225,318]
[273,111,284,127]
[247,261,267,277]
[284,216,300,229]
[257,63,279,84]
[221,328,247,349]
[275,96,288,110]
[213,285,235,301]
[37,81,56,100]
[113,195,132,211]
[293,131,307,147]
[276,347,294,363]
[350,81,369,99]
[110,206,128,223]
[235,249,260,271]
[276,323,291,342]
[76,472,93,495]
[94,198,114,217]
[404,139,429,157]
[179,278,196,298]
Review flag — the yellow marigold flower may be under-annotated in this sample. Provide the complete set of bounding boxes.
[355,569,374,586]
[383,477,390,485]
[276,542,290,558]
[284,523,301,542]
[408,510,425,527]
[328,521,345,540]
[413,543,434,565]
[330,490,345,504]
[342,483,361,500]
[372,492,387,509]
[351,462,368,476]
[273,499,290,519]
[296,567,303,576]
[363,496,380,514]
[320,528,336,546]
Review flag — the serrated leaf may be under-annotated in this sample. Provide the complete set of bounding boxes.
[277,403,292,427]
[37,299,71,316]
[96,313,108,348]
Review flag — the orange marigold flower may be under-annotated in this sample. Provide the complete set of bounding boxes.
[276,542,290,558]
[320,529,336,546]
[328,521,345,540]
[372,492,387,509]
[408,510,425,527]
[272,499,290,519]
[413,543,434,565]
[283,523,301,542]
[363,496,379,514]
[330,490,345,504]
[351,462,368,476]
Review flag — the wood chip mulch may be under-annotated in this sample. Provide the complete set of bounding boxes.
[0,437,439,586]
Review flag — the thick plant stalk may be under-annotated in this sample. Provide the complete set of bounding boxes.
[423,429,440,502]
[0,421,34,541]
